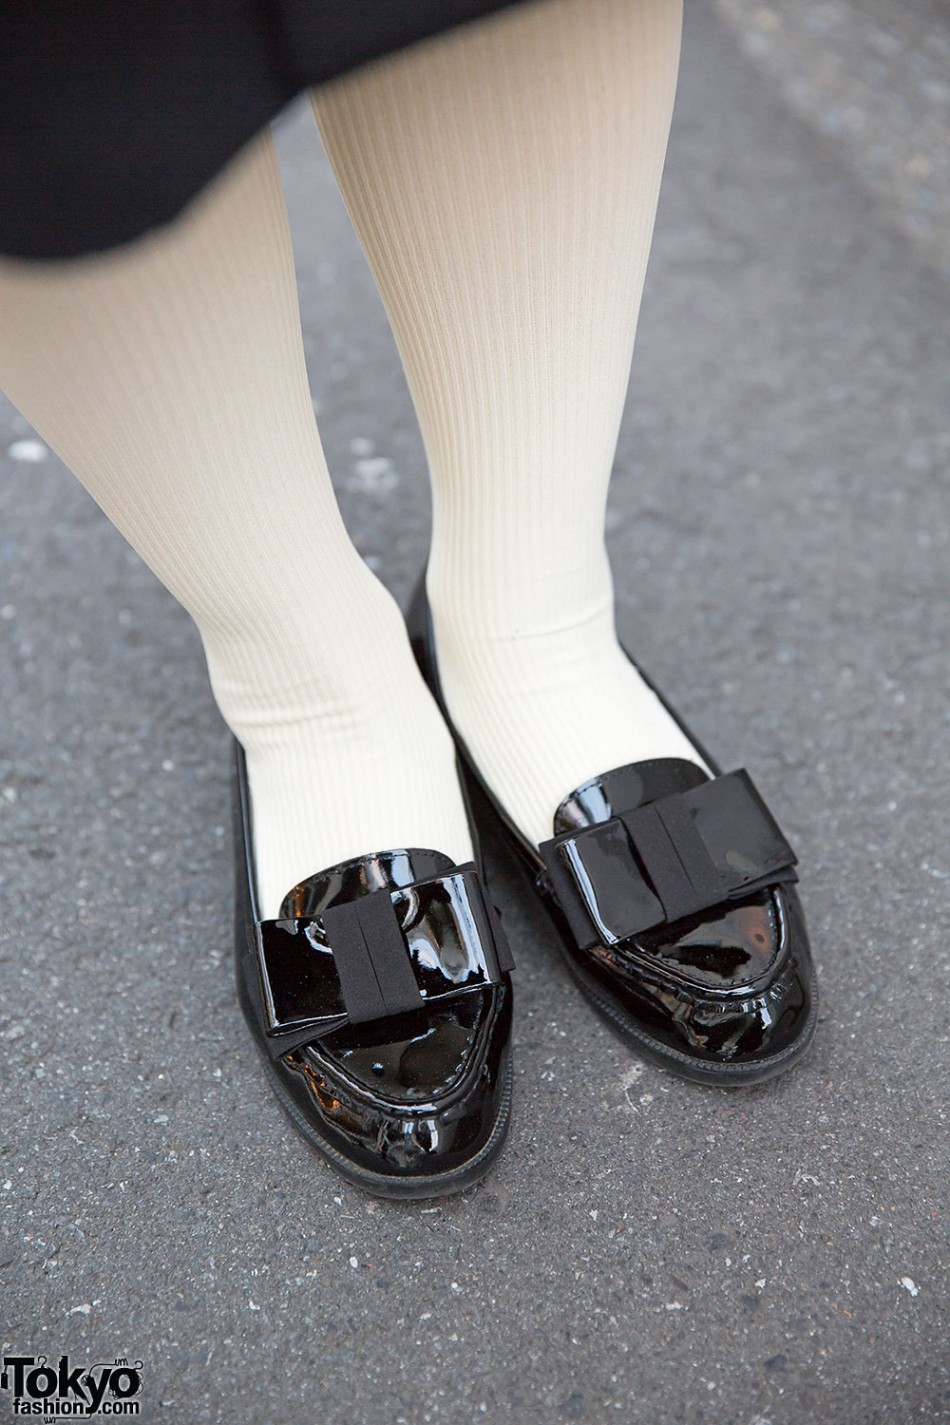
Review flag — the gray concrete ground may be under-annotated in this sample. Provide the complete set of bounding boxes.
[2,6,948,1423]
[716,0,950,278]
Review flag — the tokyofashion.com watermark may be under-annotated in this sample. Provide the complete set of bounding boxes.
[1,1355,143,1418]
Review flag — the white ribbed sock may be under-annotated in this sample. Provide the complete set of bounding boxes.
[310,0,709,851]
[0,128,474,918]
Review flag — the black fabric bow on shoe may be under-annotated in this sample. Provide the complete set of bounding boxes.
[254,858,513,1059]
[232,737,514,1198]
[407,572,818,1086]
[539,764,798,949]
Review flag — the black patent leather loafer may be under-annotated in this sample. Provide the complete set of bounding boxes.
[407,575,818,1087]
[232,736,514,1197]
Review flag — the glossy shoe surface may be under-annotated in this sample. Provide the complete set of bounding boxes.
[534,759,817,1083]
[232,738,514,1197]
[407,575,818,1086]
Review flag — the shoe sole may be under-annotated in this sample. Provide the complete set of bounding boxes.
[555,940,818,1086]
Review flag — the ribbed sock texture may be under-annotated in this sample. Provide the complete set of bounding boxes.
[311,0,708,850]
[0,129,474,918]
[0,0,707,918]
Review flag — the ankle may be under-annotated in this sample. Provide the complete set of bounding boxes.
[236,669,475,917]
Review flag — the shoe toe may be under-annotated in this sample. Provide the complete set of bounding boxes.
[274,984,513,1182]
[579,884,817,1079]
[319,992,488,1102]
[634,892,780,990]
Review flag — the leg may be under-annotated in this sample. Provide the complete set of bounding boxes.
[0,127,473,918]
[310,0,709,849]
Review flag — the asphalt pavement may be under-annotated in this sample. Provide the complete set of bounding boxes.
[1,5,948,1423]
